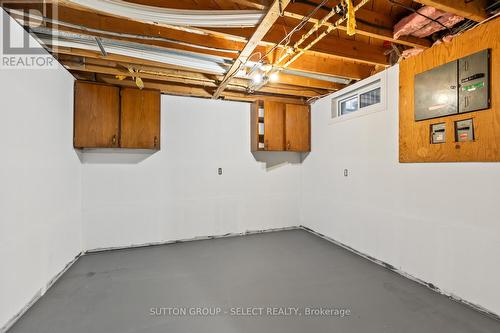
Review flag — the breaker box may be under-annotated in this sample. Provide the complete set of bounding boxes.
[414,49,490,121]
[414,61,458,121]
[459,49,490,113]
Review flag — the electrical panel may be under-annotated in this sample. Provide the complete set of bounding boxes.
[459,50,490,113]
[414,49,490,121]
[414,61,458,121]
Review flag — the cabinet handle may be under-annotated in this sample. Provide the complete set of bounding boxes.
[154,136,158,147]
[112,135,117,145]
[264,139,268,150]
[287,142,291,150]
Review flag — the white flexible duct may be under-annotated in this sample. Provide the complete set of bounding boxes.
[37,31,229,74]
[66,0,264,27]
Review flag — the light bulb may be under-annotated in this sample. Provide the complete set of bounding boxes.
[269,72,279,82]
[252,73,262,84]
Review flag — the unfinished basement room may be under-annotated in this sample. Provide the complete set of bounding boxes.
[1,0,500,332]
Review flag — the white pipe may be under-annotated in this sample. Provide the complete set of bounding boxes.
[38,33,229,74]
[66,0,264,27]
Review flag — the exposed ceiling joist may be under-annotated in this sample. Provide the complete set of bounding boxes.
[230,0,266,10]
[53,46,373,80]
[96,75,307,104]
[62,55,345,91]
[18,4,375,78]
[58,1,250,42]
[266,23,389,66]
[63,61,329,97]
[212,0,291,99]
[413,0,489,22]
[6,0,438,101]
[281,11,431,49]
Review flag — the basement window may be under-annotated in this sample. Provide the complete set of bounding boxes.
[331,71,387,123]
[339,95,358,115]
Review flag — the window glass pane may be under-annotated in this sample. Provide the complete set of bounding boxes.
[359,88,381,108]
[339,96,358,115]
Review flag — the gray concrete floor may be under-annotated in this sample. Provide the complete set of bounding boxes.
[8,229,500,333]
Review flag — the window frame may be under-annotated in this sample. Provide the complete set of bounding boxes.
[330,71,387,124]
[338,95,359,116]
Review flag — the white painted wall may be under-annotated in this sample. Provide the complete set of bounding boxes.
[2,9,498,326]
[82,96,302,250]
[300,65,500,316]
[0,12,82,329]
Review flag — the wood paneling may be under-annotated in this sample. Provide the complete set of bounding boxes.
[285,104,310,152]
[399,18,500,163]
[74,81,119,148]
[120,88,161,149]
[264,100,285,151]
[413,0,488,22]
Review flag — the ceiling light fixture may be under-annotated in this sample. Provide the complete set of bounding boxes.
[252,73,263,84]
[269,72,279,82]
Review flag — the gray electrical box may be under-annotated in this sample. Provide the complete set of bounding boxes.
[414,61,458,121]
[455,119,474,142]
[459,49,490,113]
[430,123,446,144]
[414,48,490,121]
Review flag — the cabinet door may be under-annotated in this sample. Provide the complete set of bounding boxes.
[120,88,161,149]
[250,101,260,152]
[285,104,310,152]
[74,81,119,148]
[263,101,285,151]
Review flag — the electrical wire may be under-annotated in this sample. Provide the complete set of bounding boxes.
[294,0,392,31]
[226,0,332,93]
[255,0,330,65]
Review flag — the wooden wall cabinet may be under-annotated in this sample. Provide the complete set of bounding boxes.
[74,81,120,148]
[120,88,161,149]
[251,100,310,152]
[73,81,161,150]
[285,104,310,152]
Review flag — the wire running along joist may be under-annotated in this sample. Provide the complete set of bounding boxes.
[278,0,370,69]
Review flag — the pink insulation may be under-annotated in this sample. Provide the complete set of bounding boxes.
[393,6,444,39]
[401,47,424,59]
[411,12,464,38]
[394,6,464,39]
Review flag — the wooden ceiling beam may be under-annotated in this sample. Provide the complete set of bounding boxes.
[53,46,371,80]
[95,75,307,104]
[226,1,430,48]
[25,4,374,79]
[33,4,244,54]
[212,0,291,99]
[264,23,389,66]
[58,54,345,91]
[282,11,431,49]
[413,0,488,22]
[64,61,328,97]
[56,2,248,42]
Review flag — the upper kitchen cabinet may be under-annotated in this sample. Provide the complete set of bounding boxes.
[73,82,161,150]
[285,104,310,152]
[251,100,310,152]
[74,81,120,148]
[120,88,161,149]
